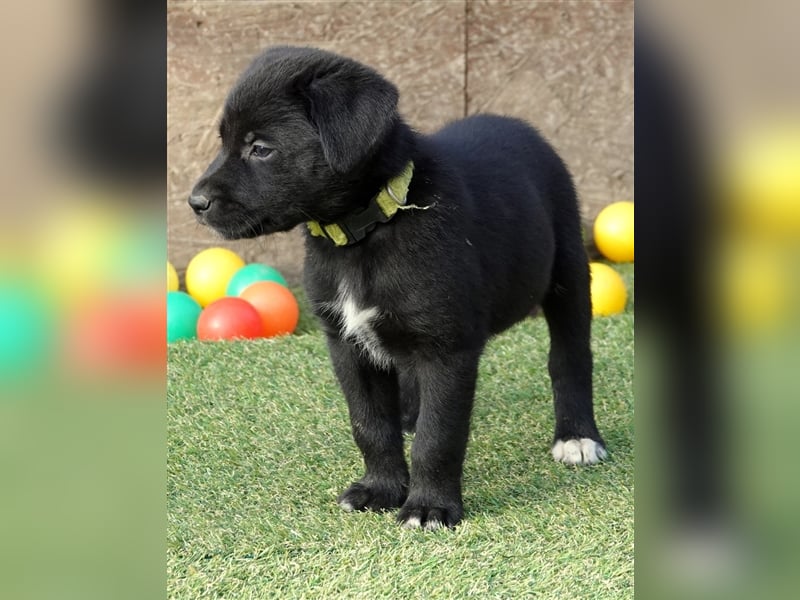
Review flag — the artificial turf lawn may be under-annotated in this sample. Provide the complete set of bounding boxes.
[168,263,634,599]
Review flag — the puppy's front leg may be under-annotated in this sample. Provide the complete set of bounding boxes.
[327,335,409,512]
[398,349,481,530]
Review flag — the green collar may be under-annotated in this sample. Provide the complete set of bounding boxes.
[307,161,415,246]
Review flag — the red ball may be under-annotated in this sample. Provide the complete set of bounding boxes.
[196,297,264,341]
[239,281,299,337]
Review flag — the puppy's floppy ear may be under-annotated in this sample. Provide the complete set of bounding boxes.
[304,62,399,174]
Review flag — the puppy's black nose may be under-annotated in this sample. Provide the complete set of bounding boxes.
[188,193,211,213]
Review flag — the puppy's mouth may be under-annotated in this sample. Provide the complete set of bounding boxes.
[197,207,297,240]
[203,214,271,240]
[215,221,266,240]
[188,200,263,240]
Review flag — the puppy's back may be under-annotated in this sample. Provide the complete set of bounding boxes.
[431,114,572,203]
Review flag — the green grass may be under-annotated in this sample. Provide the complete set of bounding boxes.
[168,264,634,599]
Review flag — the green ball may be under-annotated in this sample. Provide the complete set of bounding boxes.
[167,291,202,342]
[226,263,288,296]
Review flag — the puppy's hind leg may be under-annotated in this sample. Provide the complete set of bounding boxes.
[542,239,607,465]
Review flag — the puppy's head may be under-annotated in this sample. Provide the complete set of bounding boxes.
[188,46,400,239]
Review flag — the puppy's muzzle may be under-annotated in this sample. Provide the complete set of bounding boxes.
[188,193,211,214]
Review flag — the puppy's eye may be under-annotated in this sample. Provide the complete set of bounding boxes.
[250,143,274,159]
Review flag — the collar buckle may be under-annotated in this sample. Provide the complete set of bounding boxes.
[335,200,394,244]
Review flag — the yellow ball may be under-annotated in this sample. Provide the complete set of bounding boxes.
[185,248,245,307]
[594,201,634,263]
[167,261,179,292]
[589,262,628,316]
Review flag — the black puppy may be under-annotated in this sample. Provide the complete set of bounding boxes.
[189,46,606,530]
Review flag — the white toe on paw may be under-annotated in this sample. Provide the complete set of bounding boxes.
[402,516,422,529]
[552,438,607,465]
[338,500,355,512]
[424,519,443,531]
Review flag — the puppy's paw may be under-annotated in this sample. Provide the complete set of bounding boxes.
[552,437,607,465]
[397,499,463,530]
[337,480,407,513]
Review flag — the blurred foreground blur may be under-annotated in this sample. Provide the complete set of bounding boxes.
[637,2,800,598]
[0,1,164,599]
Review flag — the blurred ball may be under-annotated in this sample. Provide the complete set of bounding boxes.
[197,297,264,341]
[35,203,128,307]
[723,119,800,237]
[589,262,628,316]
[0,279,54,382]
[594,201,634,263]
[226,263,288,297]
[167,291,202,343]
[167,261,179,291]
[66,291,167,377]
[239,281,299,337]
[717,241,788,334]
[185,247,245,307]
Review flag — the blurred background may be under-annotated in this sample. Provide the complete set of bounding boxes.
[635,1,800,599]
[0,1,164,599]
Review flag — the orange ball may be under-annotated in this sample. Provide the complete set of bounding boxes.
[239,281,299,337]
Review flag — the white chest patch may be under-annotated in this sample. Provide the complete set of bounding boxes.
[331,285,392,369]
